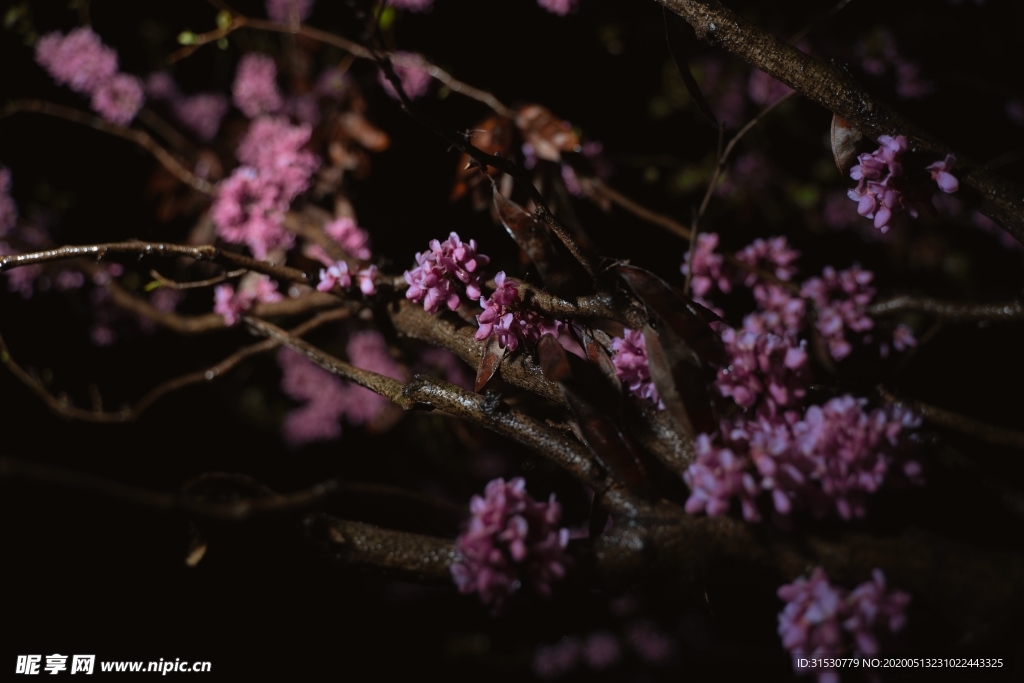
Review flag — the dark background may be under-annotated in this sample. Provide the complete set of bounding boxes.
[2,0,1024,679]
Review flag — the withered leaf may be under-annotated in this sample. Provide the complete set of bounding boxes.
[831,114,864,175]
[642,322,717,438]
[615,264,727,367]
[516,105,580,163]
[493,192,576,298]
[475,335,505,393]
[538,335,654,499]
[452,115,513,202]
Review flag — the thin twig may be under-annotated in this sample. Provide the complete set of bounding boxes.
[656,0,1024,240]
[149,268,247,290]
[879,387,1024,450]
[1,100,214,195]
[867,296,1024,321]
[0,241,313,287]
[169,15,516,117]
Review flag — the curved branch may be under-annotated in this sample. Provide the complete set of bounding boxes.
[1,100,215,195]
[879,388,1024,450]
[170,15,516,118]
[655,0,1024,240]
[306,514,458,583]
[0,241,313,287]
[868,296,1024,321]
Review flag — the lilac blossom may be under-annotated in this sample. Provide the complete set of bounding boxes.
[842,569,911,655]
[0,166,17,237]
[610,328,661,407]
[378,53,432,100]
[777,567,848,682]
[475,271,561,353]
[778,567,910,681]
[324,217,372,260]
[389,0,435,11]
[343,330,404,426]
[685,397,920,522]
[173,94,229,141]
[847,135,917,233]
[684,434,761,521]
[213,276,283,326]
[210,166,293,259]
[278,348,349,446]
[212,117,319,258]
[317,262,351,292]
[145,71,179,101]
[265,0,314,23]
[451,477,571,610]
[537,0,578,15]
[232,54,283,118]
[317,261,377,296]
[681,232,731,302]
[404,232,489,314]
[235,116,319,200]
[801,265,876,361]
[716,327,810,414]
[925,155,959,194]
[90,74,145,126]
[35,27,118,95]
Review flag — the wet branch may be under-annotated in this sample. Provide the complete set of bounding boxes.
[654,0,1024,240]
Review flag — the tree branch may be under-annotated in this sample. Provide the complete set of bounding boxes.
[879,387,1024,450]
[654,0,1024,240]
[1,100,215,195]
[868,296,1024,322]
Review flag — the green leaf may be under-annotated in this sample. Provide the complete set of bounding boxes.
[177,30,196,45]
[378,6,395,30]
[144,280,163,292]
[216,10,232,30]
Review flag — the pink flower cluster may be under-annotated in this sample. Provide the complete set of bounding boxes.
[451,477,571,610]
[800,265,877,361]
[778,567,910,682]
[213,276,283,326]
[610,328,661,407]
[684,396,920,522]
[35,27,144,125]
[146,72,229,142]
[404,232,489,314]
[211,116,320,258]
[278,330,404,446]
[265,0,314,23]
[232,54,284,118]
[847,135,915,233]
[317,261,377,295]
[378,53,433,101]
[324,217,372,260]
[0,166,17,237]
[716,327,810,413]
[537,0,578,15]
[681,232,731,304]
[475,272,561,353]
